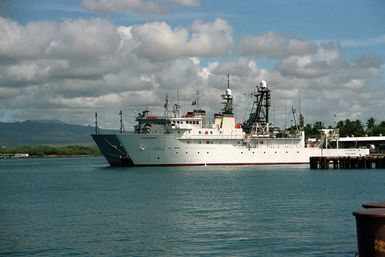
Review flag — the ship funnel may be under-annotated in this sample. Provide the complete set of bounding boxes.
[260,80,267,89]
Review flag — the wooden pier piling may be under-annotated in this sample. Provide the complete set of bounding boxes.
[310,155,385,169]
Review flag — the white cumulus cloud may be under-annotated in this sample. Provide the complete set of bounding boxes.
[239,31,317,59]
[0,15,384,127]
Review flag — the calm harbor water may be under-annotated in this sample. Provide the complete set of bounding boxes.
[1,157,385,256]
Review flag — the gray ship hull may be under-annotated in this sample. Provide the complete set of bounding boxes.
[91,134,133,167]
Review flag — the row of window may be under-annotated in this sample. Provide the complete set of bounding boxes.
[198,130,212,134]
[156,150,301,157]
[173,120,200,125]
[186,140,240,144]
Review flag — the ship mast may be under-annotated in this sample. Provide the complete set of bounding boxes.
[242,80,271,135]
[195,90,200,110]
[221,74,234,115]
[173,89,181,117]
[119,110,125,133]
[94,112,99,134]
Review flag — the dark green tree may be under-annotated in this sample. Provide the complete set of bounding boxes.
[336,119,365,137]
[366,117,376,136]
[372,121,385,136]
[304,121,325,139]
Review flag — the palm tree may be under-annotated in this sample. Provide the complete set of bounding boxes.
[366,117,376,136]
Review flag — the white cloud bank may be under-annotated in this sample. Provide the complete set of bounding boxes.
[0,16,383,128]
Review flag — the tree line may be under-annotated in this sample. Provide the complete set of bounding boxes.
[0,145,100,157]
[304,118,385,138]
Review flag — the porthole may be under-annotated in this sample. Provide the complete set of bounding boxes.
[207,152,209,154]
[157,157,160,159]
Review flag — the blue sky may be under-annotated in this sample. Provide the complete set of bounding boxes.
[0,0,384,128]
[4,1,385,42]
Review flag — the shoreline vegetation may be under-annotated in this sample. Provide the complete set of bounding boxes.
[0,145,100,158]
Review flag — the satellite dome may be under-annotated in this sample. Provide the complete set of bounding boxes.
[260,80,267,89]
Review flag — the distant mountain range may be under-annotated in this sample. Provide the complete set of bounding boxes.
[0,120,115,146]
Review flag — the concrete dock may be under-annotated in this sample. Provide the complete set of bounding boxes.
[310,154,385,169]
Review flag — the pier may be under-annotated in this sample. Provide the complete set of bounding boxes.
[310,154,385,169]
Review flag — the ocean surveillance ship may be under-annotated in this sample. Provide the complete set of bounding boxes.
[93,79,369,166]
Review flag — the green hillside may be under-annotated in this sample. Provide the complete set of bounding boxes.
[0,120,115,146]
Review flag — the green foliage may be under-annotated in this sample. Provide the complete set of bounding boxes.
[304,118,385,138]
[0,145,100,157]
[336,119,365,137]
[368,119,385,136]
[304,121,325,138]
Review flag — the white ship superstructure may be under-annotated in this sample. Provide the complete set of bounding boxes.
[111,78,369,166]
